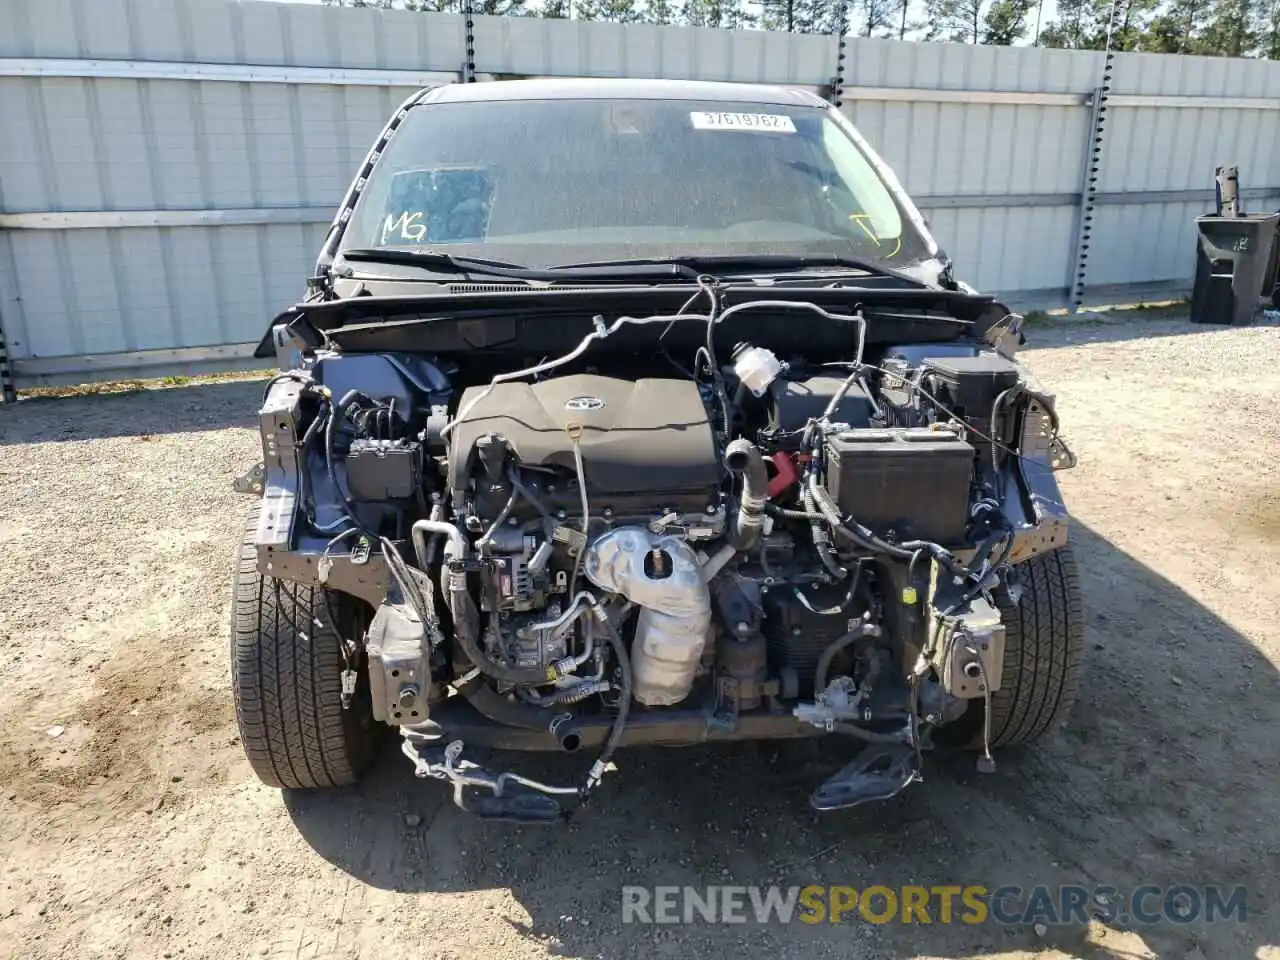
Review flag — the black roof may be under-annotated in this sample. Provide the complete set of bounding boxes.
[424,77,828,107]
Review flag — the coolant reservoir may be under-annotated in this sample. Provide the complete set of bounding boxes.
[584,529,711,705]
[732,344,783,397]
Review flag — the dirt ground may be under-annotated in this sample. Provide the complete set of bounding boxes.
[1,310,1278,960]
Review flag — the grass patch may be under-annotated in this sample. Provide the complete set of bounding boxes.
[1026,300,1189,328]
[15,368,272,401]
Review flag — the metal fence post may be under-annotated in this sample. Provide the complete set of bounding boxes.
[0,229,16,402]
[1068,86,1108,313]
[1068,0,1121,313]
[463,0,477,83]
[828,0,850,108]
[0,307,16,402]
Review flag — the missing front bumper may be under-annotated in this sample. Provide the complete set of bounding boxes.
[422,695,827,751]
[403,697,924,822]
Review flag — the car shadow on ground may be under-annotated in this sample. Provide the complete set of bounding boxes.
[0,378,266,445]
[285,521,1279,960]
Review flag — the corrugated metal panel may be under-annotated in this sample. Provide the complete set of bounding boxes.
[916,204,1079,294]
[3,0,1280,386]
[0,74,423,216]
[0,0,471,71]
[1086,51,1280,294]
[1,222,326,361]
[837,41,1106,299]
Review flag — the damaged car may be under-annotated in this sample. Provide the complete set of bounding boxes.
[230,78,1083,822]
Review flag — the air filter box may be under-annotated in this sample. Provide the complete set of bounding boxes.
[921,355,1020,439]
[824,428,974,545]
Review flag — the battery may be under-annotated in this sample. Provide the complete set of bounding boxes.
[824,427,974,545]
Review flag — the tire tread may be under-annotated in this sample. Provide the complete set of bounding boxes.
[229,508,375,789]
[983,545,1086,747]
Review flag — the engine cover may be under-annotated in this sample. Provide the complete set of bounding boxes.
[448,374,720,501]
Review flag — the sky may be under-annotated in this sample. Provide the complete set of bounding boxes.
[267,0,1060,46]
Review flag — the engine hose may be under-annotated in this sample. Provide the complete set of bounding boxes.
[299,395,328,448]
[508,467,553,522]
[990,385,1023,475]
[804,476,979,591]
[792,574,860,617]
[821,365,863,422]
[459,609,632,792]
[814,623,876,695]
[323,397,379,540]
[422,498,445,568]
[804,485,848,581]
[456,676,583,751]
[411,519,466,570]
[858,373,884,420]
[584,616,633,797]
[808,474,891,553]
[764,503,811,521]
[724,438,768,551]
[521,678,610,707]
[477,483,521,557]
[807,474,920,562]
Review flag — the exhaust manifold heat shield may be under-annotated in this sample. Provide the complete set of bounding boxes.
[583,528,711,706]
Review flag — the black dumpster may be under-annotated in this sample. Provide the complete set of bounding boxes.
[1190,213,1280,326]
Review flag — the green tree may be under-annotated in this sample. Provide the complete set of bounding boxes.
[855,0,899,34]
[1117,0,1161,47]
[324,0,531,13]
[982,0,1036,41]
[1144,0,1210,51]
[682,0,756,27]
[1202,0,1256,53]
[760,0,837,32]
[1039,0,1098,45]
[577,0,644,19]
[644,0,679,22]
[759,0,797,30]
[1258,0,1280,54]
[897,0,915,36]
[923,0,987,41]
[1040,0,1156,48]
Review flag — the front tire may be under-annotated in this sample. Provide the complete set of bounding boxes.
[230,509,380,789]
[967,545,1086,748]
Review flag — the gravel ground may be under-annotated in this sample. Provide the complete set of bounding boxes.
[1,310,1278,960]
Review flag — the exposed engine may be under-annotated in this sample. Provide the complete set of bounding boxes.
[253,294,1072,821]
[431,347,1010,714]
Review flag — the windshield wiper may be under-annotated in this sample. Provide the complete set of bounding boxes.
[550,253,932,288]
[339,248,699,282]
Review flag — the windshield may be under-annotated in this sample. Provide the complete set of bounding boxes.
[339,97,933,271]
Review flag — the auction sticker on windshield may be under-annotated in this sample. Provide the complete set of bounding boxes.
[690,112,797,133]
